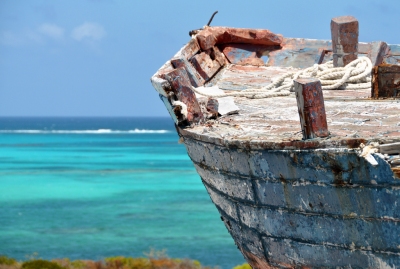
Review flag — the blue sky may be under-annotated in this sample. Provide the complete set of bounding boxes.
[0,0,399,117]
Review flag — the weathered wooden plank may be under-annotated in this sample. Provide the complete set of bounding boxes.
[191,52,221,81]
[254,179,400,218]
[215,27,283,46]
[219,218,267,268]
[294,78,329,139]
[331,16,358,67]
[268,38,332,68]
[204,184,239,222]
[372,64,400,98]
[388,44,400,55]
[159,94,179,124]
[196,27,283,50]
[384,44,400,65]
[240,203,400,251]
[194,163,255,202]
[170,57,205,87]
[357,42,370,54]
[369,41,389,66]
[211,45,227,66]
[155,60,174,77]
[379,142,400,155]
[222,45,257,63]
[164,67,203,124]
[196,28,216,51]
[184,138,251,176]
[221,44,273,66]
[178,38,201,60]
[150,76,171,97]
[263,237,400,268]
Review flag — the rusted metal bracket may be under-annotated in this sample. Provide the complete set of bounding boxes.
[294,78,329,139]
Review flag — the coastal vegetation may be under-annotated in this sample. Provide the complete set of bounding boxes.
[0,252,251,269]
[0,255,210,269]
[232,264,251,269]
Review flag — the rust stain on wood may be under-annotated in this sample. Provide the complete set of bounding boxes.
[295,78,329,139]
[196,27,283,50]
[191,51,222,81]
[331,16,358,67]
[164,67,203,124]
[372,64,400,98]
[170,57,205,87]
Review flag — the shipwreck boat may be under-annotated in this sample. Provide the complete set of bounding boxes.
[151,15,400,268]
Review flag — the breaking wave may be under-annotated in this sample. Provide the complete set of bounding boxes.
[0,129,171,134]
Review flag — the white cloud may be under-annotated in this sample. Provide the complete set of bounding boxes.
[0,23,64,47]
[71,22,106,41]
[37,23,64,40]
[1,22,106,47]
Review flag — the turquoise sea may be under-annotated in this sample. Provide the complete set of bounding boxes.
[0,117,245,269]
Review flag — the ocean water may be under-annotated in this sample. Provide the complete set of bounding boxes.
[0,117,245,269]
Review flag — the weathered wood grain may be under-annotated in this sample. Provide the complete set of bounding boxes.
[294,78,329,139]
[150,76,171,97]
[372,64,400,98]
[152,28,400,269]
[164,67,203,124]
[196,27,283,50]
[170,57,205,87]
[191,52,222,81]
[331,16,359,67]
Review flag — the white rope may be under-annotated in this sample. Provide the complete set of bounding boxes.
[192,56,373,99]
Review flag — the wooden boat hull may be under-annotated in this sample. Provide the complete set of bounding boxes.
[151,21,400,268]
[182,135,400,268]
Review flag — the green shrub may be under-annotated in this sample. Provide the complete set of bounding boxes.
[0,256,17,266]
[105,256,150,269]
[69,260,86,269]
[0,253,217,269]
[22,260,65,269]
[232,263,251,269]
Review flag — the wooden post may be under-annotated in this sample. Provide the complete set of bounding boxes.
[294,78,329,139]
[372,64,400,98]
[331,16,359,67]
[164,67,204,125]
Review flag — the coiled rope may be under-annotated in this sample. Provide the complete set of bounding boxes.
[191,56,372,99]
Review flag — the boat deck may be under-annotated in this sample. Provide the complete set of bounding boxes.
[179,63,400,151]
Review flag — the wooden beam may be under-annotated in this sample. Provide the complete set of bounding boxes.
[331,16,358,67]
[294,78,329,139]
[191,52,222,81]
[170,57,205,87]
[164,67,204,125]
[369,41,389,66]
[379,142,400,155]
[372,64,400,98]
[151,76,172,97]
[196,27,283,50]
